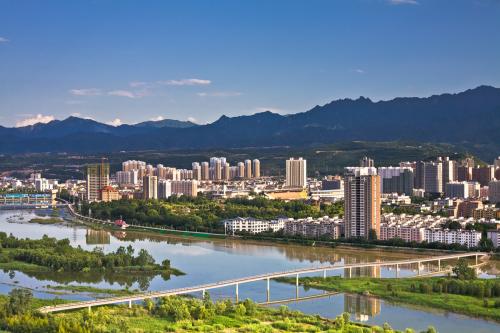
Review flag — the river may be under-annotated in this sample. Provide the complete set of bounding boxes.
[1,209,499,333]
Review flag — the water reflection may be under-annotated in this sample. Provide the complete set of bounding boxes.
[86,229,111,245]
[344,294,381,321]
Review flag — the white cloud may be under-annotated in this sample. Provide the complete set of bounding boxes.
[69,88,102,96]
[150,116,165,121]
[0,37,9,43]
[354,69,365,74]
[107,118,122,126]
[107,90,148,99]
[388,0,419,5]
[16,114,55,127]
[187,117,198,123]
[197,91,242,97]
[159,78,211,86]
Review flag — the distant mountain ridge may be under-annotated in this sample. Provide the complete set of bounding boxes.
[1,85,499,158]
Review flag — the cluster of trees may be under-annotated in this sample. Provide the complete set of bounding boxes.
[81,195,344,233]
[0,232,167,272]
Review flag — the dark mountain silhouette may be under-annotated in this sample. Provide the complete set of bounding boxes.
[0,85,499,157]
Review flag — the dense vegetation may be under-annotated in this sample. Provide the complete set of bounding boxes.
[0,232,181,275]
[82,196,344,233]
[0,289,434,333]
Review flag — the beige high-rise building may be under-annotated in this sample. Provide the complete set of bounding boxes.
[171,180,198,197]
[360,156,374,168]
[192,162,201,181]
[237,162,245,178]
[344,167,381,239]
[143,175,158,199]
[223,162,230,180]
[85,160,110,202]
[244,159,252,179]
[201,162,209,180]
[285,158,307,188]
[214,159,222,180]
[252,159,261,178]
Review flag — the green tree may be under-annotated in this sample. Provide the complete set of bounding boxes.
[5,288,33,315]
[452,258,476,280]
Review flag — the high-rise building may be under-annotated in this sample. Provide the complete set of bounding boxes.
[214,159,222,180]
[237,162,245,178]
[252,159,261,178]
[423,161,443,194]
[471,166,495,186]
[285,158,307,188]
[143,175,158,199]
[360,156,374,168]
[158,179,172,199]
[223,162,230,180]
[494,157,500,169]
[244,159,252,179]
[445,181,471,199]
[116,170,138,186]
[344,167,381,239]
[457,166,472,182]
[171,180,198,197]
[378,167,414,195]
[85,160,110,202]
[442,157,457,184]
[201,162,209,180]
[489,180,500,204]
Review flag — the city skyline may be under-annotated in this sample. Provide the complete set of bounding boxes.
[1,0,500,127]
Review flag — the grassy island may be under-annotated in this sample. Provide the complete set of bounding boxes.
[29,217,64,225]
[0,289,435,333]
[0,232,184,277]
[277,275,500,322]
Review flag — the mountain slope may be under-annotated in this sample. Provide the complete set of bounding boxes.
[0,85,499,156]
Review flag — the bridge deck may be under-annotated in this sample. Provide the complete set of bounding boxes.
[38,252,487,313]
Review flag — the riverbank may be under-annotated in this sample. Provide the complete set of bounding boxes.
[0,292,430,333]
[277,276,500,322]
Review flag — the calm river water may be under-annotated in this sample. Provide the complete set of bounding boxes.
[1,209,499,333]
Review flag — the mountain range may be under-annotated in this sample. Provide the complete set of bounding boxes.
[1,85,500,158]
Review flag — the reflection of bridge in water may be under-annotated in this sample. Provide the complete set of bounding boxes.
[39,252,488,313]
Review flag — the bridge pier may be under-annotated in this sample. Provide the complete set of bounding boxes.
[476,254,478,265]
[396,264,399,278]
[235,283,239,303]
[296,273,299,299]
[323,269,326,279]
[88,305,91,313]
[417,261,421,276]
[128,300,132,308]
[438,259,441,272]
[266,278,270,303]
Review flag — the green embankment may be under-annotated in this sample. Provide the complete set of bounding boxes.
[277,276,500,322]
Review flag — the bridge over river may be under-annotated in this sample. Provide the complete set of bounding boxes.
[39,252,488,313]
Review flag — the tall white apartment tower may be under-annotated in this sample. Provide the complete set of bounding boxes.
[285,158,307,188]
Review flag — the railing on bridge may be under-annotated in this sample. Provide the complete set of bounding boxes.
[38,251,489,314]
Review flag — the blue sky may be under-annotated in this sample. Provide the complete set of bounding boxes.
[1,0,499,127]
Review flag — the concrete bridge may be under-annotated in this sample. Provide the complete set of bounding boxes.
[38,252,488,313]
